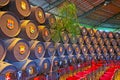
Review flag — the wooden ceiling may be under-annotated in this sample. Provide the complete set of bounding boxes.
[29,0,120,30]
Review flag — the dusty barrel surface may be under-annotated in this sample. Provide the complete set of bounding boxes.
[84,36,91,45]
[4,38,30,62]
[68,55,78,66]
[91,37,98,45]
[0,61,17,80]
[27,6,45,24]
[34,58,51,74]
[108,32,114,39]
[88,28,95,37]
[102,31,108,38]
[19,20,39,40]
[38,25,51,42]
[98,38,104,46]
[108,46,114,55]
[78,36,84,45]
[102,46,108,56]
[60,56,69,68]
[110,39,117,46]
[72,44,80,55]
[64,44,73,55]
[55,43,65,56]
[104,38,111,46]
[117,39,120,46]
[114,32,120,39]
[0,40,6,61]
[0,11,20,38]
[60,31,69,43]
[50,57,60,71]
[1,0,31,18]
[88,46,95,54]
[29,41,45,59]
[45,13,56,29]
[95,46,101,54]
[44,42,55,57]
[13,60,38,80]
[0,0,9,8]
[96,30,101,38]
[81,27,88,36]
[81,45,88,55]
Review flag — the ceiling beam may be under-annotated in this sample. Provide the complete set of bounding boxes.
[43,0,65,11]
[94,12,120,27]
[78,0,105,18]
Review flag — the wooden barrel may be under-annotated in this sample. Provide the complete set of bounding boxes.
[97,38,104,46]
[64,44,73,55]
[91,37,98,45]
[50,29,61,43]
[50,57,60,72]
[88,28,94,37]
[55,43,65,56]
[60,31,69,43]
[88,46,95,54]
[72,44,81,55]
[108,32,114,39]
[0,0,9,8]
[87,44,92,49]
[114,47,120,55]
[1,0,31,18]
[104,38,111,46]
[117,39,120,46]
[114,32,120,39]
[102,31,108,38]
[38,25,51,42]
[27,6,45,24]
[0,11,20,38]
[69,34,78,44]
[0,61,17,80]
[108,46,114,55]
[44,42,55,57]
[19,20,39,40]
[96,30,101,38]
[81,45,88,55]
[110,39,117,46]
[68,55,78,67]
[84,36,91,45]
[78,36,84,45]
[96,46,101,54]
[13,60,38,80]
[45,13,56,29]
[4,38,30,62]
[102,46,108,56]
[94,44,99,50]
[34,58,51,74]
[29,41,45,59]
[81,27,88,36]
[60,56,69,68]
[0,40,6,61]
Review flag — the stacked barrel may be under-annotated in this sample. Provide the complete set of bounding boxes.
[0,0,120,80]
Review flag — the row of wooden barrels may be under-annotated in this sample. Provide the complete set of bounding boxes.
[0,38,119,62]
[0,44,119,80]
[0,12,119,43]
[0,0,55,25]
[0,54,78,80]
